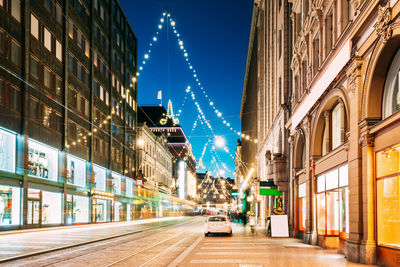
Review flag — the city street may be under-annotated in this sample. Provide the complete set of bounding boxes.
[0,216,376,267]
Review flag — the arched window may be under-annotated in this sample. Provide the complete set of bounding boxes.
[331,103,343,149]
[321,100,346,156]
[301,140,306,169]
[383,49,400,119]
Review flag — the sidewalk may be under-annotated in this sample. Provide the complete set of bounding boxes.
[0,216,187,262]
[175,223,378,267]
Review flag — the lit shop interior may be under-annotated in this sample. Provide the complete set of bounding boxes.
[0,127,194,229]
[316,164,349,249]
[376,144,400,249]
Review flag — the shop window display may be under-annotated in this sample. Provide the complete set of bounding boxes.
[0,129,16,173]
[42,191,62,224]
[67,154,86,187]
[114,201,122,222]
[316,165,349,237]
[127,203,131,222]
[66,195,89,224]
[126,178,134,197]
[298,183,306,231]
[28,140,58,181]
[27,189,40,225]
[0,185,21,225]
[376,145,400,248]
[112,172,122,195]
[93,198,109,222]
[93,165,106,191]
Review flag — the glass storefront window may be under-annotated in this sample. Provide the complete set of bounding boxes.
[317,175,325,193]
[377,176,400,248]
[376,145,400,178]
[67,155,86,187]
[93,199,109,222]
[112,172,122,195]
[0,185,21,225]
[317,193,326,235]
[298,183,306,232]
[298,197,306,231]
[114,201,122,222]
[93,165,106,191]
[339,165,348,187]
[316,164,349,238]
[326,169,339,190]
[0,129,16,173]
[66,195,89,224]
[28,140,58,181]
[339,187,349,239]
[127,204,131,222]
[126,178,134,198]
[376,145,400,248]
[326,191,339,236]
[42,191,62,224]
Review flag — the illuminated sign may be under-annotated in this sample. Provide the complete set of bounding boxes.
[260,188,282,196]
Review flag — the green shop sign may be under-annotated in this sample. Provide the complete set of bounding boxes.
[259,188,282,196]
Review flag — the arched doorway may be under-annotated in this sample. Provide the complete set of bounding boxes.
[362,29,400,266]
[310,88,350,250]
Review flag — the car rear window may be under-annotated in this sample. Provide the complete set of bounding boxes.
[208,217,226,222]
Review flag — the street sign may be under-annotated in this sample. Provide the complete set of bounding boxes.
[260,181,275,187]
[260,188,282,196]
[231,191,239,197]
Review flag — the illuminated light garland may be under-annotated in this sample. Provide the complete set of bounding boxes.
[136,13,167,78]
[163,13,244,138]
[136,12,250,176]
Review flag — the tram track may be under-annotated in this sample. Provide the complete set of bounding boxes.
[0,217,198,266]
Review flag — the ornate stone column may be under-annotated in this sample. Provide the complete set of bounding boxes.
[303,117,316,244]
[288,134,295,237]
[359,120,379,265]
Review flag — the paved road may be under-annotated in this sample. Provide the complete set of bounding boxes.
[1,217,377,267]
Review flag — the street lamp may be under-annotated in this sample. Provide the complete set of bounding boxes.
[214,136,225,148]
[137,138,144,147]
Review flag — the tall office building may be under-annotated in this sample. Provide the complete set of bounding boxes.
[0,0,138,229]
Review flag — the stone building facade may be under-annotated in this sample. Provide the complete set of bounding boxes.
[240,0,400,265]
[239,5,259,219]
[137,123,173,194]
[286,0,400,265]
[254,0,292,226]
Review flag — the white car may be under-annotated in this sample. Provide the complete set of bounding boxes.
[204,216,232,236]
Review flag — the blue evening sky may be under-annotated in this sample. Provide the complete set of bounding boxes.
[119,0,253,178]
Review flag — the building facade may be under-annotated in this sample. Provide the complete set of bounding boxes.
[138,105,197,201]
[137,123,173,194]
[0,0,143,229]
[254,0,292,227]
[239,5,259,220]
[286,0,400,265]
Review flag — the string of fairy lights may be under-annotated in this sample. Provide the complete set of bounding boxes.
[135,10,260,178]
